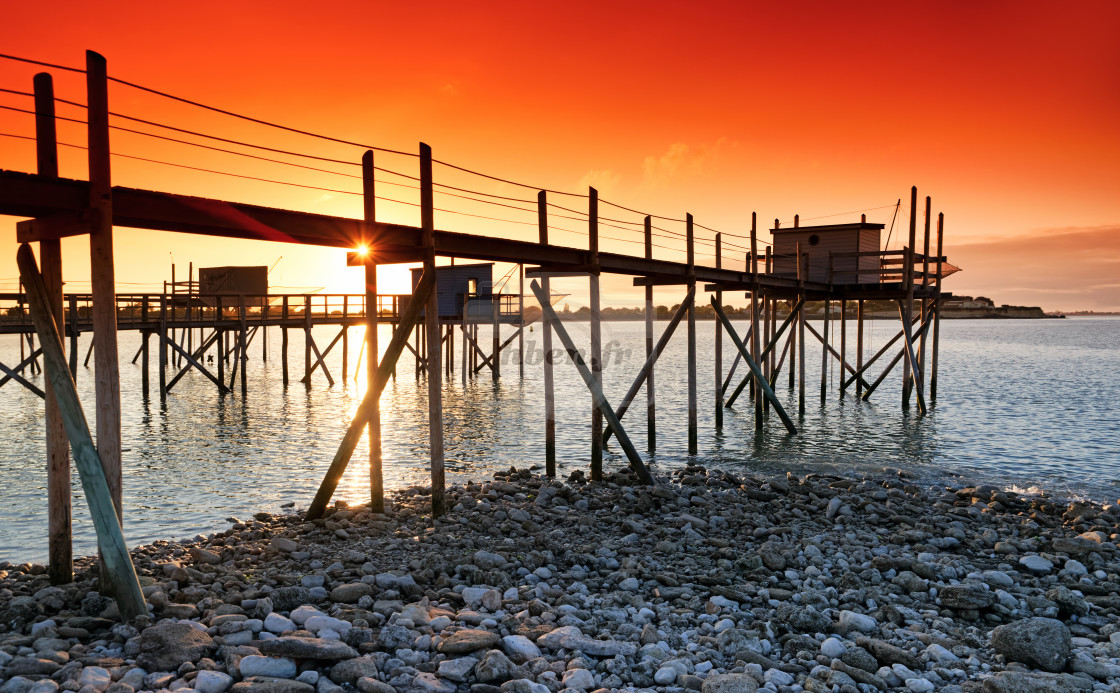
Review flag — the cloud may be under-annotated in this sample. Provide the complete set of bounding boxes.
[641,138,733,190]
[576,169,621,196]
[946,225,1120,311]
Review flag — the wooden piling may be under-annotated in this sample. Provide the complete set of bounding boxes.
[159,295,168,398]
[239,296,248,395]
[714,233,723,429]
[712,299,797,434]
[589,187,603,480]
[539,191,556,475]
[341,296,349,380]
[17,244,146,620]
[686,214,697,454]
[856,299,864,398]
[931,212,944,401]
[35,71,71,585]
[919,195,931,390]
[85,51,123,537]
[68,295,78,378]
[461,294,469,388]
[492,288,500,381]
[420,143,446,517]
[798,246,806,414]
[839,300,847,396]
[820,298,829,403]
[644,216,656,453]
[903,186,917,407]
[518,263,524,378]
[361,150,383,512]
[751,214,763,429]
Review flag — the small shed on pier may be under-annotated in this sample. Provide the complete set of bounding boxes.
[771,222,883,285]
[410,263,494,319]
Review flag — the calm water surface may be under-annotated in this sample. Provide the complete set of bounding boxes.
[2,317,1118,563]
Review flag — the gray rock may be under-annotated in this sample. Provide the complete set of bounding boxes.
[330,582,373,603]
[701,673,759,693]
[230,678,315,693]
[377,624,415,650]
[328,657,380,684]
[476,649,515,683]
[981,671,1093,693]
[134,622,216,672]
[412,673,457,693]
[436,656,478,682]
[990,617,1071,672]
[259,636,359,661]
[356,679,396,693]
[438,629,501,654]
[271,586,313,611]
[194,670,234,693]
[473,550,506,570]
[239,655,297,678]
[939,584,996,609]
[777,603,831,633]
[557,635,638,657]
[498,680,549,693]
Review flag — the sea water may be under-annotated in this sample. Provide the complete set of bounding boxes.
[2,317,1118,563]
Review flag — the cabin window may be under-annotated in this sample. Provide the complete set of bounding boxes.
[808,234,820,246]
[468,278,478,296]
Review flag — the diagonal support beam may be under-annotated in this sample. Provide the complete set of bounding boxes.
[602,286,693,446]
[16,243,146,620]
[802,320,873,392]
[842,299,933,391]
[530,279,656,485]
[725,298,803,408]
[721,349,744,396]
[711,298,797,434]
[302,326,344,384]
[0,358,46,398]
[165,330,222,392]
[460,325,494,372]
[897,300,927,414]
[164,332,230,394]
[308,269,437,519]
[0,348,44,388]
[861,315,932,401]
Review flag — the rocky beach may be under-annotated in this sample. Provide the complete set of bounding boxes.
[4,465,1120,693]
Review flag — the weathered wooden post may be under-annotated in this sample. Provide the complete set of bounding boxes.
[644,216,656,452]
[919,195,931,390]
[461,294,469,388]
[856,299,864,398]
[820,299,829,404]
[798,244,806,415]
[685,214,698,453]
[518,263,524,378]
[420,143,446,516]
[18,244,146,620]
[281,296,289,385]
[903,186,917,408]
[239,295,248,395]
[85,52,123,540]
[159,294,168,398]
[34,71,72,585]
[839,300,847,397]
[589,187,603,480]
[931,212,944,401]
[714,233,723,429]
[491,286,500,381]
[304,295,313,386]
[539,191,556,475]
[751,214,763,429]
[361,150,383,512]
[341,296,349,380]
[68,295,78,378]
[215,297,224,386]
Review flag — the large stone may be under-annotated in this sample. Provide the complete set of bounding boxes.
[557,635,638,657]
[437,656,478,682]
[270,586,313,611]
[777,604,830,633]
[258,636,358,661]
[938,584,996,610]
[134,622,216,672]
[438,629,500,654]
[473,550,506,570]
[239,655,297,679]
[701,673,759,693]
[194,670,234,693]
[501,634,541,661]
[982,671,1093,693]
[476,649,515,683]
[330,582,373,603]
[990,617,1071,672]
[230,679,314,693]
[412,673,457,693]
[328,657,380,684]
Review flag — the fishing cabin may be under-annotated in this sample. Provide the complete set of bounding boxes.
[409,262,507,321]
[771,221,884,285]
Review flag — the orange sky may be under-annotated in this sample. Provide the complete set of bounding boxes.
[1,0,1118,310]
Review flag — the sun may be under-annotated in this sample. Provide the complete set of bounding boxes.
[355,244,370,257]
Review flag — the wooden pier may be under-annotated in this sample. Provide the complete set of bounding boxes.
[1,50,956,603]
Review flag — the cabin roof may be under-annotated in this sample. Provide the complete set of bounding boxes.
[770,222,885,234]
